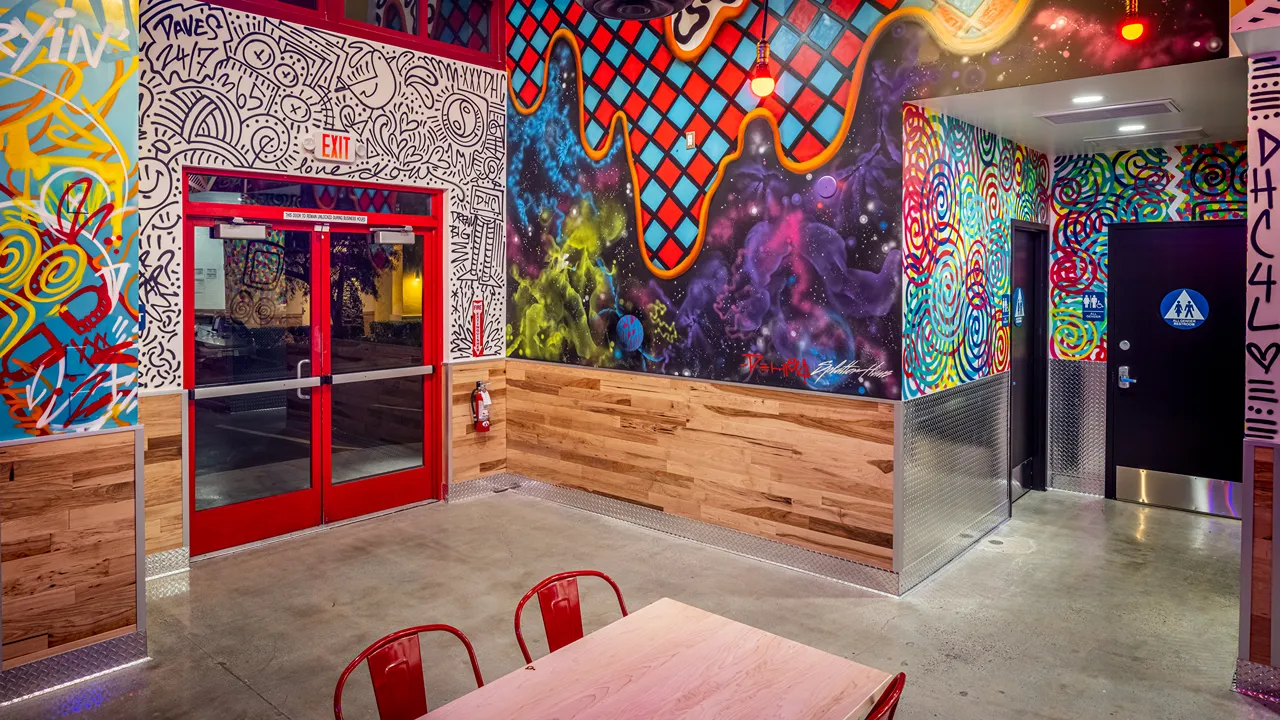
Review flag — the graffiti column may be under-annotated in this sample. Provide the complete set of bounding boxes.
[1232,0,1280,701]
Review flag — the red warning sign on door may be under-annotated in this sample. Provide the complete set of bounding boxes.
[470,299,484,357]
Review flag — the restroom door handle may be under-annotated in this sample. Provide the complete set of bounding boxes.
[1118,365,1136,389]
[297,359,311,399]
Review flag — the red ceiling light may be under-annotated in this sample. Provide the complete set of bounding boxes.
[750,41,774,98]
[748,0,774,99]
[1119,0,1146,42]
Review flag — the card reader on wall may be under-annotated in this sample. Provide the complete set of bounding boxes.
[373,228,415,245]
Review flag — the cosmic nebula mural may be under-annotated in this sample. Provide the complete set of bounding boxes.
[505,0,1229,400]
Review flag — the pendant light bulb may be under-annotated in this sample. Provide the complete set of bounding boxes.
[749,40,774,98]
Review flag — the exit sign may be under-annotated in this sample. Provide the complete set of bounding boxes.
[314,130,356,163]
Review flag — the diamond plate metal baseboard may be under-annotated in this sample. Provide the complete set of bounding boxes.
[0,631,147,705]
[446,475,522,502]
[1234,657,1280,703]
[900,374,1010,593]
[453,472,902,595]
[146,571,190,601]
[144,547,188,580]
[1048,359,1106,496]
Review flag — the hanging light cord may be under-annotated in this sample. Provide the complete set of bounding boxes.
[758,0,770,63]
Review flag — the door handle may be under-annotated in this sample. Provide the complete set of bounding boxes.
[297,359,311,399]
[1118,365,1136,389]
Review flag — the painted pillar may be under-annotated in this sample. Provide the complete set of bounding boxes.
[1234,1,1280,700]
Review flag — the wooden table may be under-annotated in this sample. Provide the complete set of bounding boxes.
[424,598,892,719]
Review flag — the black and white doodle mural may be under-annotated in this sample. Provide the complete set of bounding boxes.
[138,0,506,388]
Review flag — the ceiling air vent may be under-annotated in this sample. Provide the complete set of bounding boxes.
[1083,127,1208,151]
[1036,99,1180,125]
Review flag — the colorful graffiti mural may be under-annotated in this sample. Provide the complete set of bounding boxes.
[506,0,1229,399]
[0,0,140,438]
[901,104,1050,399]
[1049,141,1246,362]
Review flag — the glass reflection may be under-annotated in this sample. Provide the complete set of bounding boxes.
[332,377,424,484]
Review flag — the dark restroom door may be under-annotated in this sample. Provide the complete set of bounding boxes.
[1107,221,1245,516]
[1009,222,1048,501]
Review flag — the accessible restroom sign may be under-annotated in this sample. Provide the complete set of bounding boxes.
[1082,292,1105,322]
[1161,288,1208,330]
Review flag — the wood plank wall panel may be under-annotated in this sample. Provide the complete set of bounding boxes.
[1252,445,1274,666]
[506,361,895,569]
[0,432,138,669]
[451,360,507,483]
[141,394,183,554]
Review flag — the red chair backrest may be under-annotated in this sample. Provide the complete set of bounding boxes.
[334,624,484,720]
[514,570,628,663]
[866,672,906,720]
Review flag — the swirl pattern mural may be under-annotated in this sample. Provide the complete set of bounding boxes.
[901,104,1050,400]
[0,0,139,439]
[1049,141,1246,362]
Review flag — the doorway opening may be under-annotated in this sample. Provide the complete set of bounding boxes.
[182,169,444,555]
[1105,220,1245,517]
[1009,221,1050,503]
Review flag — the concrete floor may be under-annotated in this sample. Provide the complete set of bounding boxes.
[10,489,1279,719]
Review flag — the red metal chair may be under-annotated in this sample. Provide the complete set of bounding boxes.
[866,672,906,720]
[333,624,484,720]
[514,570,628,663]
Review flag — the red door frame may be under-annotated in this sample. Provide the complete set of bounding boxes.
[183,169,445,555]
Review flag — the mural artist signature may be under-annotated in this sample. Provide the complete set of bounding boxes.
[740,353,810,379]
[740,354,894,384]
[809,359,894,383]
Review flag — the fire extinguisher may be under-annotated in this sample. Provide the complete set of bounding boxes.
[471,381,492,433]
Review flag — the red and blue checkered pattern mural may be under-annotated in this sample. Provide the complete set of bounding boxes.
[506,0,1230,399]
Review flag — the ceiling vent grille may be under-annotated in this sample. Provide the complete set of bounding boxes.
[1036,99,1180,125]
[1083,127,1207,151]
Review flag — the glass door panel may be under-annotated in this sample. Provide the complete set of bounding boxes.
[192,226,313,386]
[331,375,424,485]
[329,232,423,374]
[194,389,313,509]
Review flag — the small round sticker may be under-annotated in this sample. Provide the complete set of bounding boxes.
[1160,288,1208,330]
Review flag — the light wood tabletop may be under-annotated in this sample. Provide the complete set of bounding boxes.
[423,597,892,719]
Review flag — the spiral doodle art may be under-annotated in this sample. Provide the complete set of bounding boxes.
[1049,142,1247,362]
[901,104,1050,400]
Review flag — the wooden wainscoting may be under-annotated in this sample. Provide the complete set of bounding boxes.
[451,360,507,483]
[1251,444,1274,666]
[0,431,139,669]
[140,394,184,554]
[506,361,895,569]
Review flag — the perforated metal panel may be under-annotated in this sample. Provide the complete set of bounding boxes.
[899,375,1010,593]
[1047,359,1106,496]
[452,472,902,595]
[0,631,147,704]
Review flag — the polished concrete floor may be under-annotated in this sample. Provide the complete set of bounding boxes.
[10,489,1277,719]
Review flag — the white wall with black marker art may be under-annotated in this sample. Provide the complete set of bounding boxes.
[137,0,507,389]
[1248,54,1280,442]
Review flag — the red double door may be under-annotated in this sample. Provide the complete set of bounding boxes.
[183,182,443,555]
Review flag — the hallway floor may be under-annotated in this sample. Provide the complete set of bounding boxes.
[9,488,1276,720]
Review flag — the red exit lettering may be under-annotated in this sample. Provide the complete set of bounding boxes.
[320,132,350,161]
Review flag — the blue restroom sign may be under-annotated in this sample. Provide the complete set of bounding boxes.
[1160,288,1208,330]
[1081,291,1105,322]
[1013,288,1025,327]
